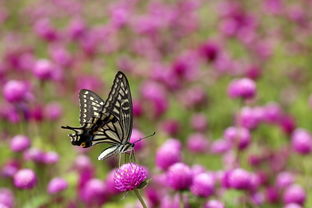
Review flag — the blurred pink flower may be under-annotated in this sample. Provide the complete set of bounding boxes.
[47,177,68,194]
[34,18,59,41]
[187,133,209,153]
[228,78,256,99]
[13,169,37,189]
[283,184,306,206]
[130,128,145,151]
[3,80,29,103]
[156,139,182,170]
[10,135,31,153]
[291,128,312,155]
[0,188,14,208]
[191,113,208,132]
[167,163,193,191]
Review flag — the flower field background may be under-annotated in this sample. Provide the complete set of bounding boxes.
[0,0,312,207]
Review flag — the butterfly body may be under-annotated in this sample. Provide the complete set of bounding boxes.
[62,71,135,160]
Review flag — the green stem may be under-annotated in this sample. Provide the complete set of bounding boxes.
[179,192,184,208]
[134,189,147,208]
[119,153,122,167]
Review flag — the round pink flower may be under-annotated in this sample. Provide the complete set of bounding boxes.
[167,163,193,191]
[187,133,209,153]
[291,128,312,155]
[156,139,181,170]
[33,59,55,80]
[283,184,306,205]
[190,173,215,197]
[228,78,256,99]
[228,168,251,190]
[284,204,302,208]
[276,172,294,189]
[10,135,31,152]
[47,177,68,194]
[191,113,208,132]
[81,178,107,205]
[224,127,251,149]
[14,169,37,189]
[205,200,224,208]
[0,188,14,208]
[114,163,148,192]
[129,129,145,151]
[3,80,28,103]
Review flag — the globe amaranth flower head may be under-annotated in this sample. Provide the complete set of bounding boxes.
[284,204,302,208]
[228,78,256,99]
[13,169,37,189]
[47,177,68,194]
[283,184,306,206]
[204,200,224,208]
[3,80,29,103]
[187,133,209,153]
[190,172,215,197]
[291,128,312,155]
[0,188,14,208]
[275,171,294,189]
[114,163,148,192]
[227,168,252,190]
[224,126,251,150]
[167,162,193,191]
[81,178,107,206]
[10,135,31,152]
[156,139,182,170]
[129,128,145,151]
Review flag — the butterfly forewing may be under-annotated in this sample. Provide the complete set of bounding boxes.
[79,89,105,126]
[100,71,133,144]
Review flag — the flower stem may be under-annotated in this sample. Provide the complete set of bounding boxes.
[134,189,147,208]
[179,192,184,208]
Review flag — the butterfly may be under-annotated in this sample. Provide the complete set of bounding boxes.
[62,71,136,160]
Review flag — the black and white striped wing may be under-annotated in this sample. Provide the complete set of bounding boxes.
[79,89,105,126]
[92,119,124,146]
[97,145,119,160]
[97,143,133,160]
[99,71,133,144]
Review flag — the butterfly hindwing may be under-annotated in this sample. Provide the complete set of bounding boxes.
[79,89,105,126]
[92,119,124,145]
[97,145,119,160]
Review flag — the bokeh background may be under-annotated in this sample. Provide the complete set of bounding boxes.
[0,0,312,207]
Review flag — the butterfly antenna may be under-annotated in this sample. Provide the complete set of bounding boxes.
[133,132,156,144]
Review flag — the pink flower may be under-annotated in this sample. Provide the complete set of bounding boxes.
[129,129,145,151]
[190,173,215,197]
[187,133,209,153]
[283,185,306,205]
[47,178,68,194]
[3,80,28,103]
[10,135,31,152]
[156,139,182,170]
[228,78,256,99]
[167,163,193,191]
[114,163,148,192]
[14,169,37,189]
[291,128,312,155]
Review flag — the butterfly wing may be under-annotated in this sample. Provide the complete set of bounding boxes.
[99,71,133,144]
[97,145,119,160]
[79,89,105,126]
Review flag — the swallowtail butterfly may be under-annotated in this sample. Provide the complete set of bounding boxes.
[62,71,136,160]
